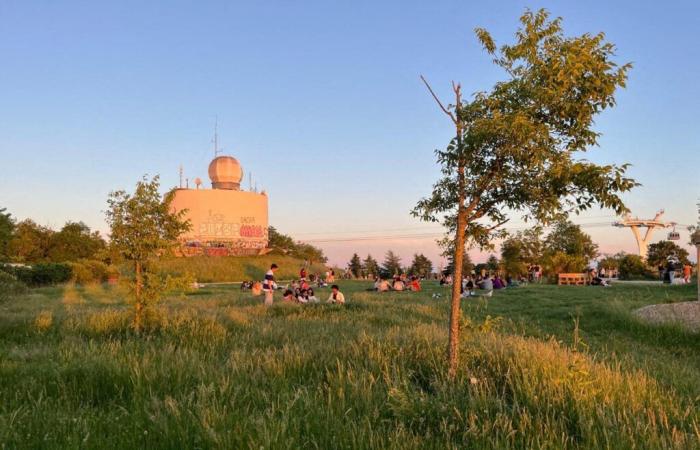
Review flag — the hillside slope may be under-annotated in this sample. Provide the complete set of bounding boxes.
[153,255,328,283]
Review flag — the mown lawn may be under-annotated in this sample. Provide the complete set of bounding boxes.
[0,281,698,449]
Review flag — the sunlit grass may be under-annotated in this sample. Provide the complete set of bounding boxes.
[0,281,697,448]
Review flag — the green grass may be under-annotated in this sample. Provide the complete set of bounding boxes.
[150,255,328,283]
[0,281,698,449]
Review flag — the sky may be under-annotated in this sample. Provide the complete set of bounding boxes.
[1,0,698,267]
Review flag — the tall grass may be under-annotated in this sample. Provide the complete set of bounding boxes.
[0,282,697,448]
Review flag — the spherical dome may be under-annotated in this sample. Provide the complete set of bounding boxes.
[208,156,243,190]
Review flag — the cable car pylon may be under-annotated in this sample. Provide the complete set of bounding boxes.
[613,210,675,260]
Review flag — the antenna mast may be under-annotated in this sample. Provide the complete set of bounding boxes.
[213,117,222,157]
[179,165,184,188]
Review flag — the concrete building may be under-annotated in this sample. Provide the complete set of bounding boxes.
[171,155,268,256]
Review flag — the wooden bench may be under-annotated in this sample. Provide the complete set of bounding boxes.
[558,273,589,286]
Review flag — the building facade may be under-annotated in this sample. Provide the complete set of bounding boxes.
[170,155,269,256]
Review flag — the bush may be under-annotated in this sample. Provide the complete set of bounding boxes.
[4,262,72,286]
[69,259,109,284]
[618,254,653,280]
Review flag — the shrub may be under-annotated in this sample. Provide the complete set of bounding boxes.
[618,254,652,280]
[7,262,72,286]
[69,259,109,284]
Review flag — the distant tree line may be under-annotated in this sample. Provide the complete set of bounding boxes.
[0,208,106,264]
[346,251,434,279]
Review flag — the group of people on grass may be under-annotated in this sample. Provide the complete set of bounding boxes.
[244,264,346,306]
[372,274,422,292]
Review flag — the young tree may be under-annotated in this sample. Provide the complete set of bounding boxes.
[409,253,433,278]
[486,255,500,272]
[0,208,15,261]
[500,237,527,276]
[414,10,636,378]
[362,254,380,278]
[347,253,363,278]
[646,241,690,268]
[381,251,402,278]
[106,176,190,332]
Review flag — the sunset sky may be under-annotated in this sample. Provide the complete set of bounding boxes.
[1,0,698,267]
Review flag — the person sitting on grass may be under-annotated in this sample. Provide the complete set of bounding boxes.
[282,289,295,302]
[327,284,346,304]
[493,275,505,289]
[376,278,390,292]
[461,276,475,298]
[393,277,405,291]
[297,288,309,303]
[478,275,494,297]
[409,276,421,292]
[307,288,319,303]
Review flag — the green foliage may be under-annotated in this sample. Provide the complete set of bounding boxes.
[544,220,599,262]
[0,207,14,261]
[618,254,651,280]
[362,254,380,279]
[106,176,191,330]
[486,254,499,271]
[47,221,106,262]
[414,8,636,250]
[7,219,53,263]
[267,226,327,263]
[347,253,362,278]
[68,259,110,285]
[381,250,402,278]
[598,253,622,271]
[2,262,72,286]
[408,253,433,278]
[646,241,690,268]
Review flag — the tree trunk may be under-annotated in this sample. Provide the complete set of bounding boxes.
[447,156,467,379]
[134,260,143,333]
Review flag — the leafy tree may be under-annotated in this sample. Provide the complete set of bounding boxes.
[646,241,690,268]
[409,253,433,278]
[106,176,190,332]
[8,219,53,263]
[47,221,106,262]
[598,253,623,271]
[486,255,500,271]
[544,220,598,262]
[618,254,649,280]
[381,250,402,278]
[267,226,327,263]
[294,242,327,265]
[413,9,636,377]
[445,251,473,277]
[362,254,380,278]
[268,226,296,252]
[347,253,362,278]
[500,237,526,276]
[0,208,14,261]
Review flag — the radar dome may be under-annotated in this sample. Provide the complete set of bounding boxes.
[208,156,243,190]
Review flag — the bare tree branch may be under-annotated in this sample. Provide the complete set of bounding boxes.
[420,75,457,124]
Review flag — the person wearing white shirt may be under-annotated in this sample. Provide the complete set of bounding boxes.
[327,285,345,304]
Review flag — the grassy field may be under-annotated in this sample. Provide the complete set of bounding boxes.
[0,280,698,449]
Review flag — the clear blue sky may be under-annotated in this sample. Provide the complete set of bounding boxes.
[1,0,698,266]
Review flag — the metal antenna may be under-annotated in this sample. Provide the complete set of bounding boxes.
[249,172,253,191]
[212,117,222,157]
[179,165,184,188]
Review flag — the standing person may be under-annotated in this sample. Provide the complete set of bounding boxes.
[683,263,692,284]
[327,284,346,304]
[263,263,278,306]
[300,266,307,281]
